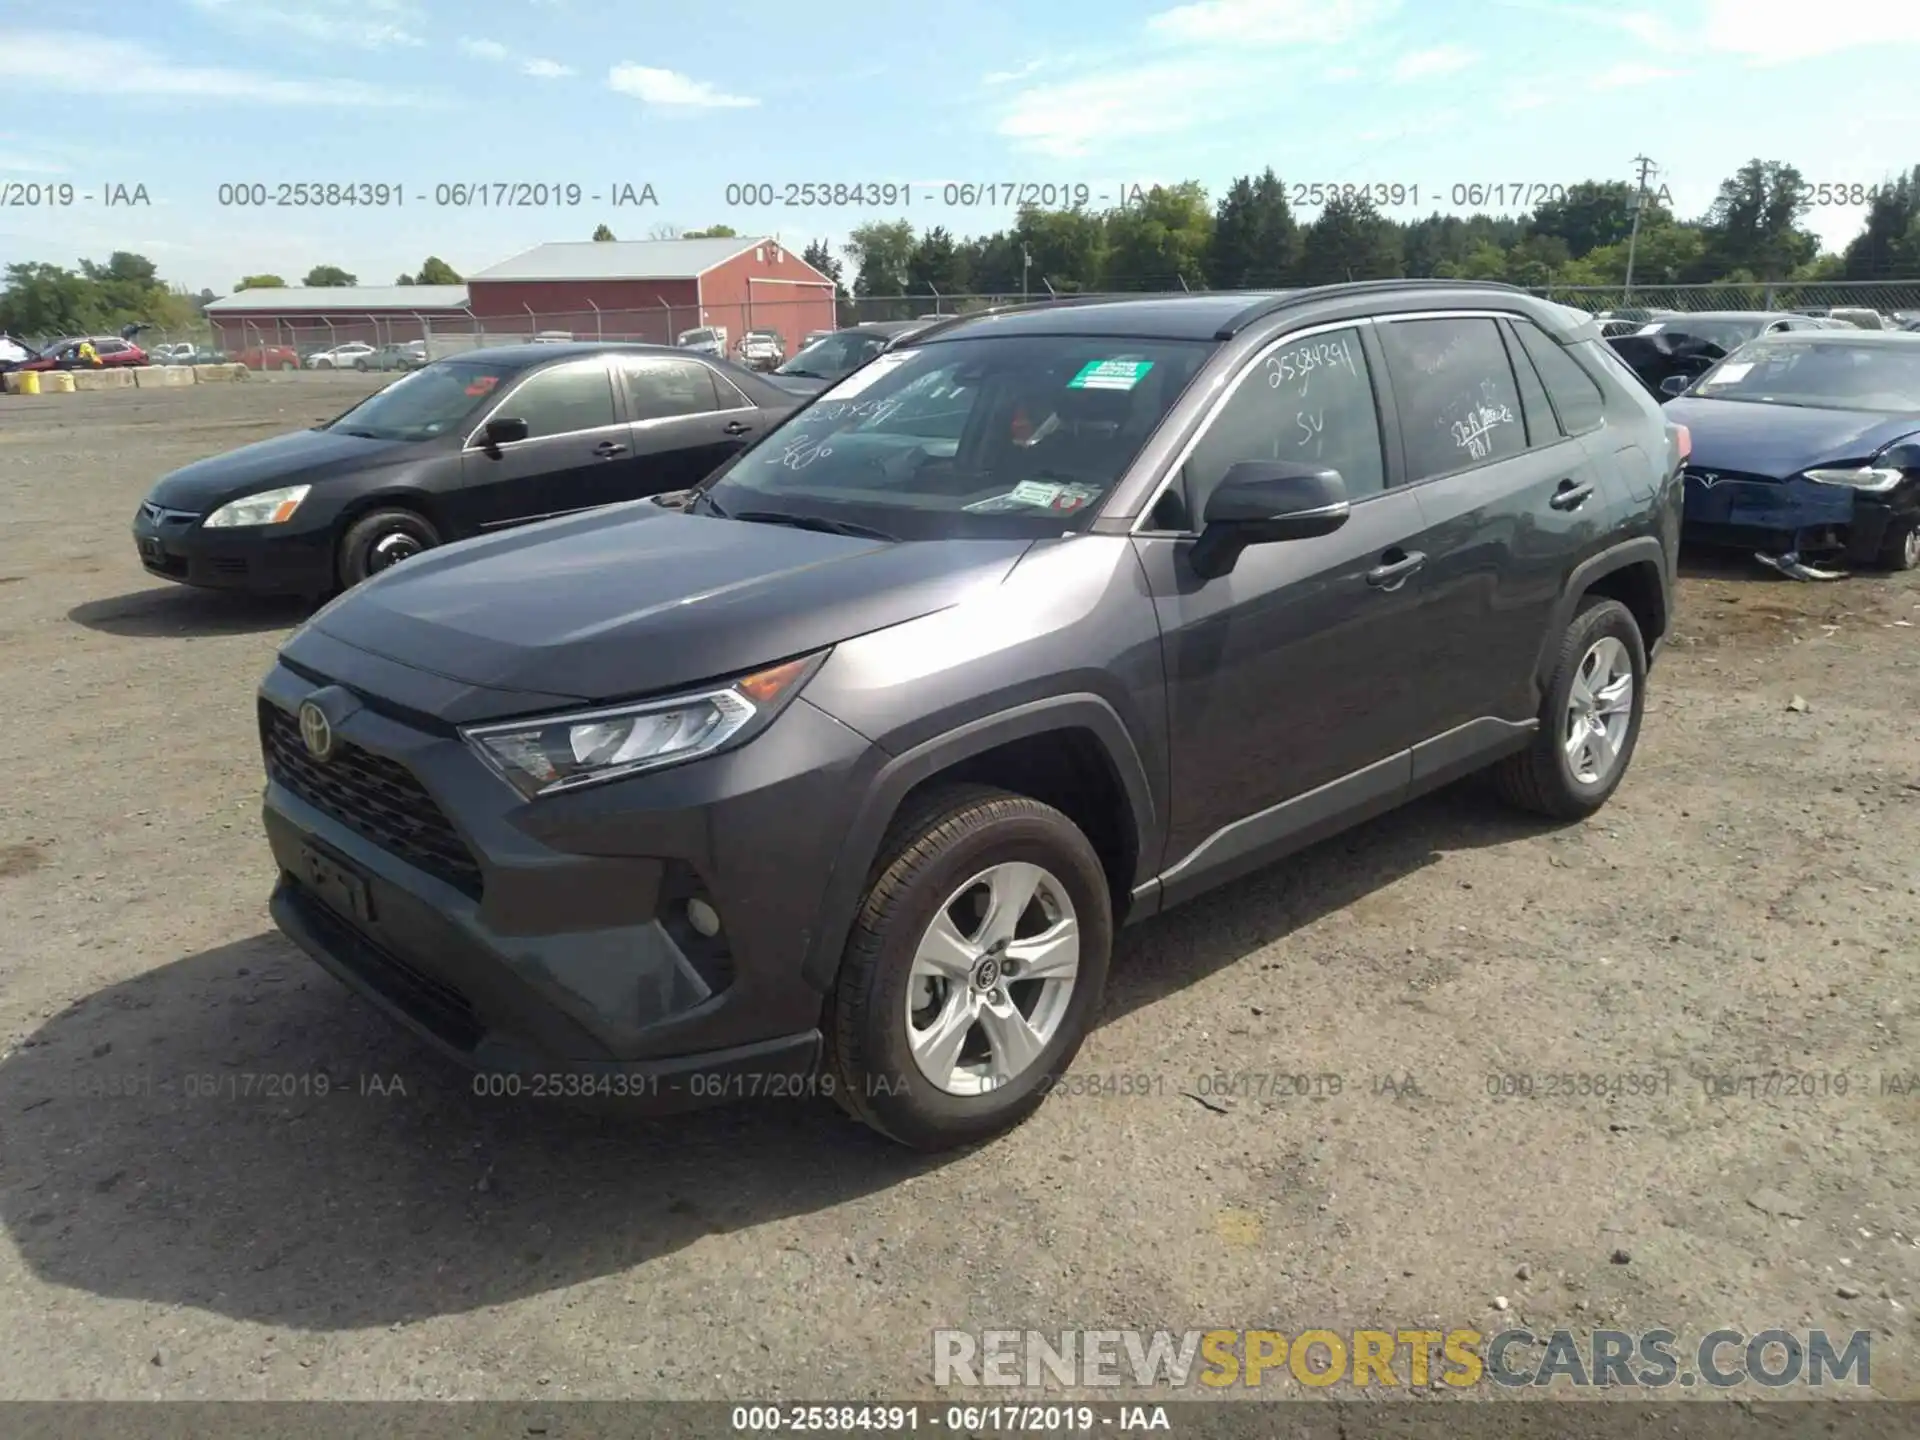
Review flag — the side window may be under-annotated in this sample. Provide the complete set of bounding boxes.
[495,360,619,437]
[1377,317,1526,482]
[98,339,128,355]
[709,367,751,409]
[1510,318,1606,434]
[1178,326,1385,518]
[1499,321,1560,447]
[618,357,719,422]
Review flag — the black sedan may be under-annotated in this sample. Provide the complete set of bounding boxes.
[1664,331,1920,571]
[768,319,939,396]
[132,343,798,598]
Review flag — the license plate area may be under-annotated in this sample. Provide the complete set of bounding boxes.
[299,842,375,923]
[137,536,165,562]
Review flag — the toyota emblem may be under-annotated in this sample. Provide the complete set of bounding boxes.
[298,700,334,760]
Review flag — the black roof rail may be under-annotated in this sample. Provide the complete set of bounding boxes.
[903,293,1176,343]
[1213,279,1532,339]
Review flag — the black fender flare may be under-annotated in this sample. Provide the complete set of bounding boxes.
[1534,536,1671,691]
[800,694,1158,992]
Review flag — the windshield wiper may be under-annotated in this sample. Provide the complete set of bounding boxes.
[777,366,825,378]
[731,509,898,542]
[334,427,385,439]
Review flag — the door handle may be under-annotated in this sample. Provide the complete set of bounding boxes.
[1549,479,1593,510]
[1365,550,1426,589]
[723,420,753,435]
[593,440,628,457]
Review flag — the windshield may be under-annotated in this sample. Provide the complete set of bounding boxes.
[1691,339,1920,412]
[320,359,510,440]
[1642,318,1766,351]
[775,329,890,379]
[705,333,1211,539]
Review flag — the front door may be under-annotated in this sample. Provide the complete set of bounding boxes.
[455,356,628,531]
[612,354,763,497]
[1133,322,1435,896]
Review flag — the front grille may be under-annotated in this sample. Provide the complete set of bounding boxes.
[290,883,484,1053]
[260,699,485,900]
[140,501,201,525]
[1685,466,1779,489]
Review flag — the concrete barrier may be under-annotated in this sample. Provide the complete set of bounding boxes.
[193,363,249,382]
[132,365,194,388]
[72,367,136,390]
[1,371,24,394]
[42,371,76,393]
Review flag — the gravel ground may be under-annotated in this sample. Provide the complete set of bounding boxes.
[0,376,1917,1406]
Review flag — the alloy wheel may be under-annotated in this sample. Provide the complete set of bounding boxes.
[368,531,424,572]
[1903,526,1920,570]
[1564,636,1634,785]
[905,861,1079,1096]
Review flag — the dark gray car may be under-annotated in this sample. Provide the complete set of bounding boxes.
[256,282,1684,1150]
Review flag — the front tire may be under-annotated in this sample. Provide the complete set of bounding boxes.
[1877,517,1919,572]
[824,785,1112,1151]
[1493,596,1647,820]
[336,507,441,590]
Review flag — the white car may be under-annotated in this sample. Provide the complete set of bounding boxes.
[306,342,377,369]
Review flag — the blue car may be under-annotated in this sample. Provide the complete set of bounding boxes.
[1664,331,1920,572]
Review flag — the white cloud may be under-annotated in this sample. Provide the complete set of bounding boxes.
[607,65,758,108]
[0,152,67,174]
[1590,61,1684,89]
[458,37,511,61]
[1697,0,1920,61]
[460,36,571,77]
[1391,44,1476,80]
[1325,64,1363,80]
[0,31,427,106]
[997,60,1232,158]
[984,60,1047,85]
[1147,0,1397,46]
[523,58,575,78]
[188,0,424,50]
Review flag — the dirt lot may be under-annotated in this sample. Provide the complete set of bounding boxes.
[1,376,1917,1407]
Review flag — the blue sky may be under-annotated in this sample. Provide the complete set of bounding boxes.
[2,0,1918,294]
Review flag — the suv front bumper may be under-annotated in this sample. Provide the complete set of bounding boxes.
[257,645,880,1112]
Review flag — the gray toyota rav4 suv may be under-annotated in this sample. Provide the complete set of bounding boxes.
[257,281,1685,1150]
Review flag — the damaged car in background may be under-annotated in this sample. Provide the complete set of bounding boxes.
[1662,331,1920,578]
[1605,312,1832,402]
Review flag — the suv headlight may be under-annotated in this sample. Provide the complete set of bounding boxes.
[1801,466,1903,493]
[461,653,825,799]
[203,484,311,527]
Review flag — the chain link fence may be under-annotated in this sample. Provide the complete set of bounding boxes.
[93,278,1920,370]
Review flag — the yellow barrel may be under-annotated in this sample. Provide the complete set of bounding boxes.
[44,371,74,393]
[18,370,40,394]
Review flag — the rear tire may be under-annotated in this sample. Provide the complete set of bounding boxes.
[1493,597,1646,820]
[336,508,441,590]
[823,785,1112,1151]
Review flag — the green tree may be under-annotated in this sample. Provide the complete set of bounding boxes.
[592,224,616,241]
[801,238,844,290]
[908,226,966,297]
[1102,182,1212,289]
[1843,167,1920,279]
[0,262,96,335]
[1298,193,1403,283]
[957,229,1025,294]
[1015,206,1107,293]
[1700,159,1818,282]
[682,225,738,238]
[1208,169,1298,287]
[845,219,916,318]
[1506,232,1572,287]
[1525,181,1668,259]
[236,274,285,290]
[411,256,461,285]
[302,265,357,287]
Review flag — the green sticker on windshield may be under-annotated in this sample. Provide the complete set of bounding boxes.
[1068,359,1153,391]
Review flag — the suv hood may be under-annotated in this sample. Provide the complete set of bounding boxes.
[1663,396,1920,476]
[305,501,1033,704]
[147,428,409,511]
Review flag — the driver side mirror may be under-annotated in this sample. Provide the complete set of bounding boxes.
[481,416,529,455]
[1659,374,1691,397]
[1190,461,1349,579]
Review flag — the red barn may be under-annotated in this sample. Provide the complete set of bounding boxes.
[464,237,836,356]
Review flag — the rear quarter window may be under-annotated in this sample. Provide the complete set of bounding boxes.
[1511,319,1606,433]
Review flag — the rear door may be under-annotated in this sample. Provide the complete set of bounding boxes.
[612,355,764,496]
[454,356,628,530]
[1375,312,1604,735]
[1133,321,1434,893]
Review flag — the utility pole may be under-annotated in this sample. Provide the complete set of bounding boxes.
[1623,153,1657,304]
[1021,244,1031,302]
